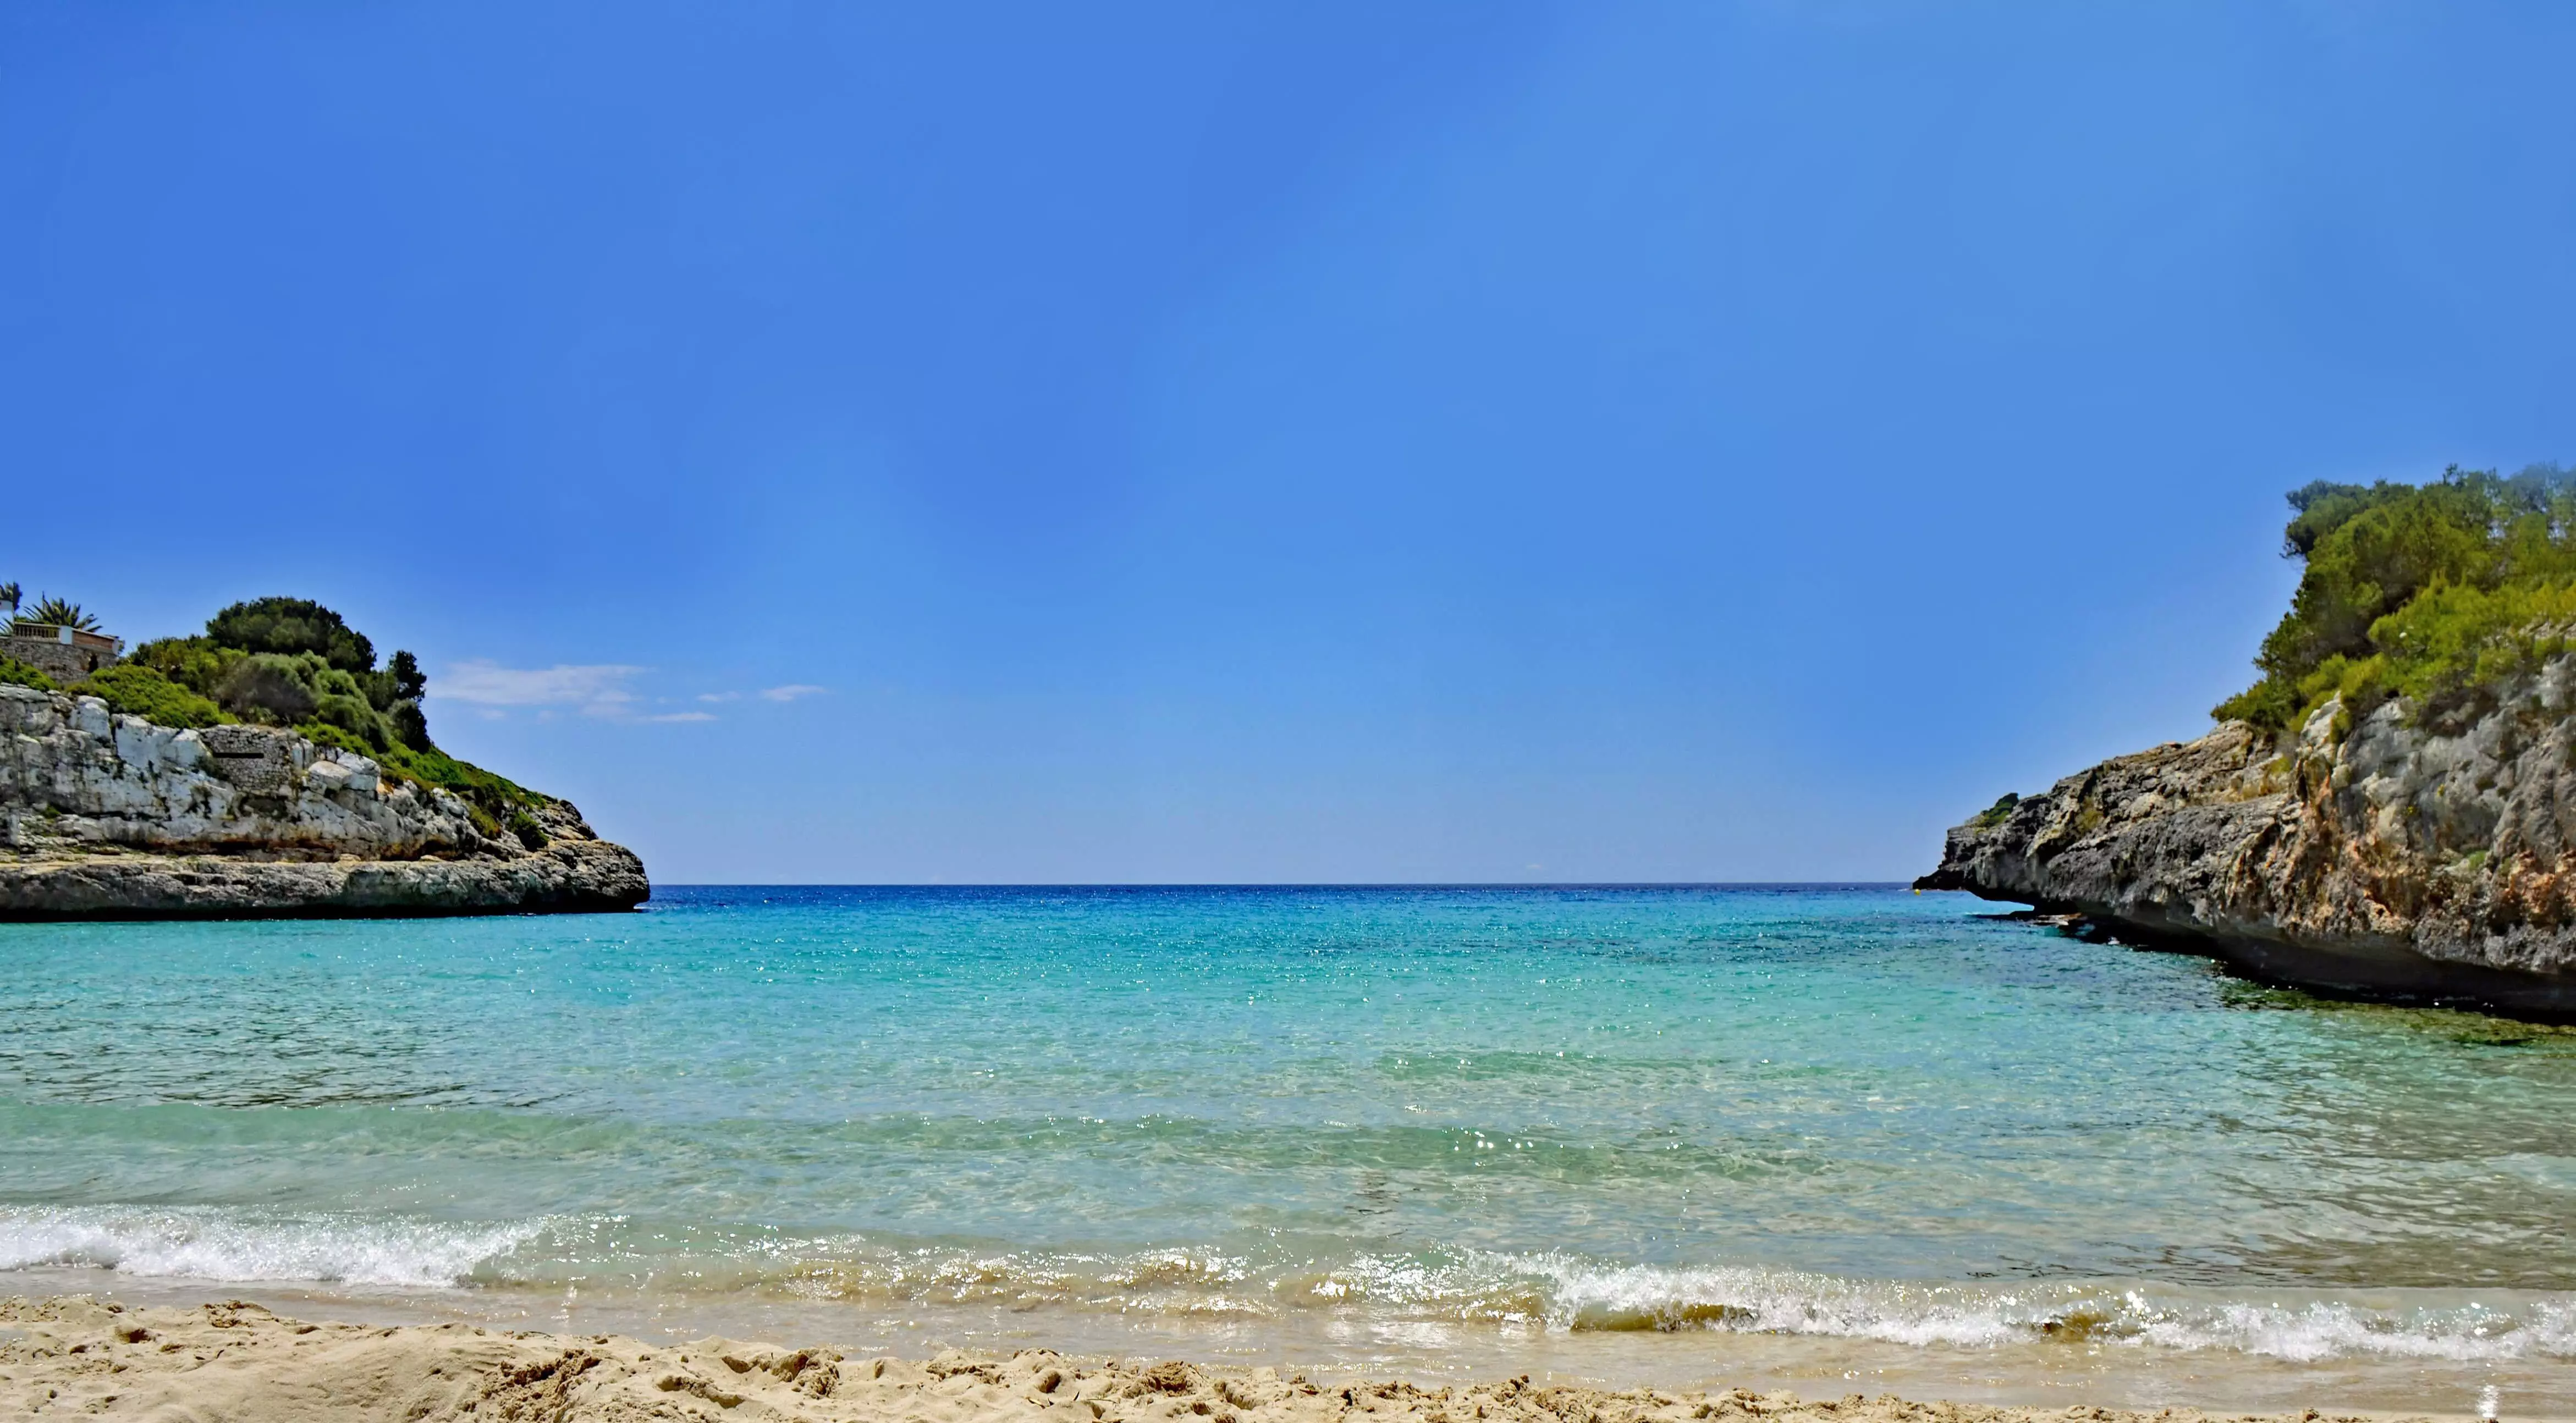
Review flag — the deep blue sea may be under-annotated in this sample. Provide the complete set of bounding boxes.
[2,886,2572,1411]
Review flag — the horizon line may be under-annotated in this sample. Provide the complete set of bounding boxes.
[648,881,1933,891]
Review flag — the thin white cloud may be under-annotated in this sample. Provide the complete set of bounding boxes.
[440,661,640,708]
[432,664,809,722]
[434,661,654,720]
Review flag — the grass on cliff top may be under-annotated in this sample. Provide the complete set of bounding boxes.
[75,664,228,728]
[1968,793,2019,829]
[2215,465,2576,733]
[292,719,549,819]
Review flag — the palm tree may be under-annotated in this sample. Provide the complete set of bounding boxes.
[0,584,18,619]
[22,595,101,632]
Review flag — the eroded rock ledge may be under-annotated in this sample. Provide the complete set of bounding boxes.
[1917,657,2576,1018]
[0,683,647,920]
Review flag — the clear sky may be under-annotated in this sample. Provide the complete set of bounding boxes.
[7,3,2574,883]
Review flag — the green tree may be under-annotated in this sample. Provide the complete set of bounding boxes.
[390,699,435,751]
[387,649,427,702]
[2217,464,2576,729]
[205,597,376,672]
[2252,478,2497,687]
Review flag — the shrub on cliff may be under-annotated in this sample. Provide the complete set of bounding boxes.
[128,636,245,696]
[384,743,540,815]
[2366,580,2576,709]
[199,650,427,755]
[135,600,434,753]
[72,665,228,728]
[216,654,324,726]
[2219,464,2576,730]
[0,654,57,692]
[108,596,541,828]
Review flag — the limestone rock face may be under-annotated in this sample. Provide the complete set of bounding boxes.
[0,684,647,919]
[1917,657,2576,1016]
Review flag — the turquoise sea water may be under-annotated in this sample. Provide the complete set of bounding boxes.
[3,886,2573,1411]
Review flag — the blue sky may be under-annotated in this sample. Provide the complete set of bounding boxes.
[7,2,2574,883]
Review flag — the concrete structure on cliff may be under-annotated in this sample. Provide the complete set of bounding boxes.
[2,621,124,681]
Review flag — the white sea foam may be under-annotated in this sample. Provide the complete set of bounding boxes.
[1521,1257,2032,1346]
[1486,1254,2576,1363]
[0,1206,543,1288]
[6,1208,2570,1367]
[2137,1297,2576,1363]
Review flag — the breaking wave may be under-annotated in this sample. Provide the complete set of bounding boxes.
[4,1210,2572,1364]
[1510,1254,2576,1361]
[1252,1250,2576,1360]
[0,1206,543,1288]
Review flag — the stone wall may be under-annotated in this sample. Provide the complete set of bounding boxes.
[2,632,120,682]
[196,724,306,798]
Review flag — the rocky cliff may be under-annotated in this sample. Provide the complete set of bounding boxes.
[0,683,647,919]
[1918,655,2576,1017]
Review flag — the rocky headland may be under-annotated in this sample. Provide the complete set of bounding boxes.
[1918,655,2576,1017]
[1917,466,2576,1018]
[0,683,647,919]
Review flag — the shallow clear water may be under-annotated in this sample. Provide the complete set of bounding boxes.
[3,886,2573,1411]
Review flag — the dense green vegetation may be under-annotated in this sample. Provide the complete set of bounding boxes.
[2217,464,2576,731]
[204,596,377,672]
[77,665,225,727]
[0,655,56,692]
[2,588,546,826]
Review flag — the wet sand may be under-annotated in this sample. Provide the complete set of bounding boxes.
[0,1295,2476,1423]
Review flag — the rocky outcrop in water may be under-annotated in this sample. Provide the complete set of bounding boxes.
[0,684,647,919]
[1918,656,2576,1017]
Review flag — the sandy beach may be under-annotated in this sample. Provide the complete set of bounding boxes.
[1,1295,2450,1423]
